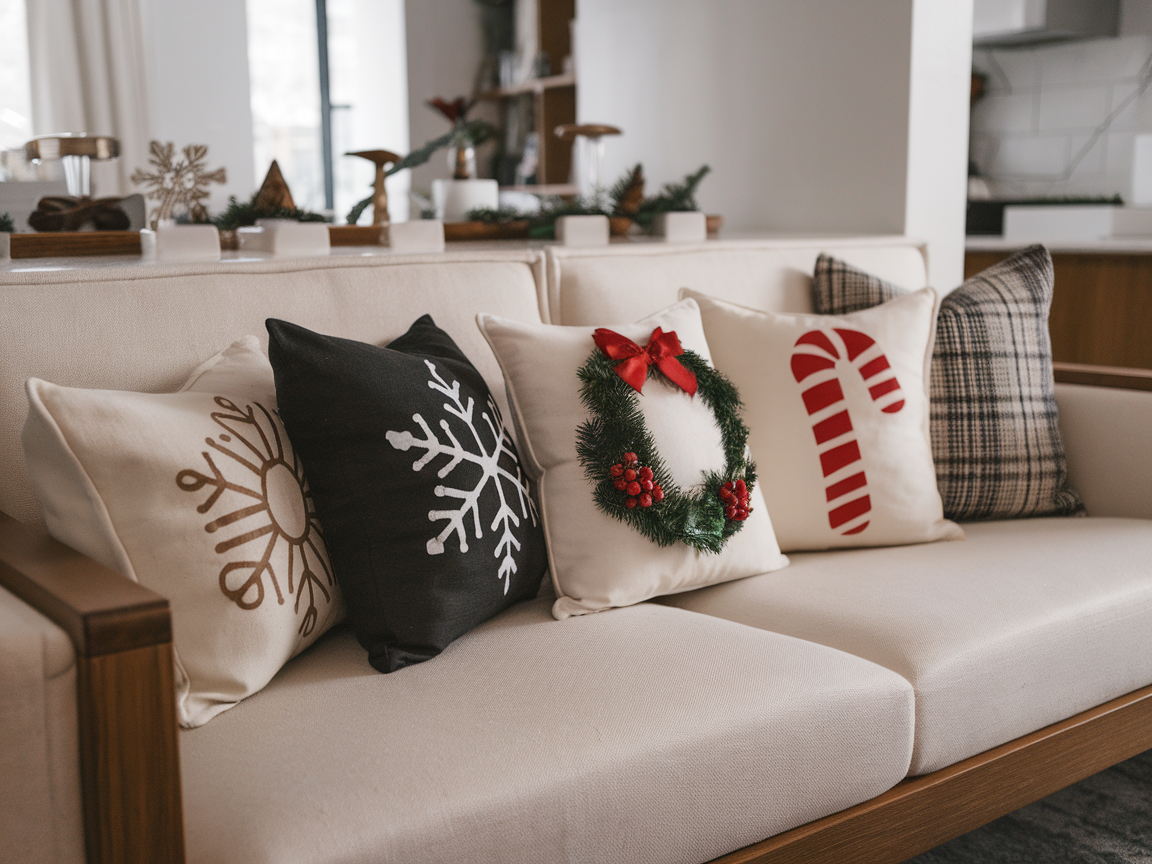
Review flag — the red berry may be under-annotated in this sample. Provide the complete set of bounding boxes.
[626,481,642,496]
[725,505,736,520]
[609,464,624,478]
[735,478,746,492]
[623,452,638,465]
[652,486,665,502]
[733,509,748,522]
[614,478,628,491]
[719,488,734,502]
[638,466,653,481]
[624,468,637,482]
[722,481,734,493]
[625,497,637,509]
[640,479,653,492]
[639,492,653,508]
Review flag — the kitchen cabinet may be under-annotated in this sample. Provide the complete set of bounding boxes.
[965,250,1152,371]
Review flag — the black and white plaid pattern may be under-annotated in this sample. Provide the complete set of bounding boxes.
[812,248,1084,521]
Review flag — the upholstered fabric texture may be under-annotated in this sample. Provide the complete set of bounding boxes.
[478,300,788,618]
[1056,383,1152,521]
[179,597,915,864]
[0,252,546,531]
[545,237,929,325]
[267,317,546,674]
[685,288,962,551]
[812,248,1084,521]
[22,337,344,727]
[0,587,84,864]
[662,517,1152,776]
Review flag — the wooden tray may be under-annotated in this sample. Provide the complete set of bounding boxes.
[9,231,142,259]
[328,225,386,246]
[444,220,531,241]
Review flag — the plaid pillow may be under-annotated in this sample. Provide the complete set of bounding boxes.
[812,247,1084,521]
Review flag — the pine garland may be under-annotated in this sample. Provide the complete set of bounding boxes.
[575,348,756,554]
[633,165,711,228]
[213,192,330,231]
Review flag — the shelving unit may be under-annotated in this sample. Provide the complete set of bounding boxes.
[477,0,577,191]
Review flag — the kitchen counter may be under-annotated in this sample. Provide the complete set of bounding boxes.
[967,236,1152,254]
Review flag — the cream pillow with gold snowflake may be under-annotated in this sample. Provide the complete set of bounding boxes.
[22,336,343,728]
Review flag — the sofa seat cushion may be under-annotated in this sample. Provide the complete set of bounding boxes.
[661,517,1152,776]
[180,598,914,864]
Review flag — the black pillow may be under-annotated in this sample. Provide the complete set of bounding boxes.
[267,316,547,672]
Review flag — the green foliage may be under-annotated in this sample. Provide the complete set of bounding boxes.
[344,119,497,224]
[0,212,14,233]
[633,164,711,228]
[465,206,524,223]
[213,192,330,231]
[575,347,755,554]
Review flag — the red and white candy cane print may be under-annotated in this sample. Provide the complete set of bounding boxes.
[790,328,905,536]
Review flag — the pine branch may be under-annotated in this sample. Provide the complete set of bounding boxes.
[0,212,14,233]
[213,192,330,231]
[633,164,711,228]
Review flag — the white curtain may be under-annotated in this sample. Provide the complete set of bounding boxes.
[25,0,151,195]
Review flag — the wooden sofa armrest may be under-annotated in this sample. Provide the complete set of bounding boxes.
[1053,362,1152,392]
[0,511,185,864]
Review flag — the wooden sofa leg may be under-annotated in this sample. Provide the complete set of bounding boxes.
[0,511,186,864]
[78,643,185,864]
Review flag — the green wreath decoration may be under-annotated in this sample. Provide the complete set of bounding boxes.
[575,344,756,554]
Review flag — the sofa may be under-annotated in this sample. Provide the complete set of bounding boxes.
[1,236,1151,864]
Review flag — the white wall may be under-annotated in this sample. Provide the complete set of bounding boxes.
[404,0,487,197]
[143,0,255,212]
[576,0,972,288]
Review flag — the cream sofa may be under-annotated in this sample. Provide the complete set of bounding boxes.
[2,237,1151,864]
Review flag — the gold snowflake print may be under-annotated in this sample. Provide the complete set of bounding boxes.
[176,397,334,637]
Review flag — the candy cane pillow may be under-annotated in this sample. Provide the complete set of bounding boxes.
[683,288,963,551]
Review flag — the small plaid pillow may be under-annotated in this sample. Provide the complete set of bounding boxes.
[812,247,1084,521]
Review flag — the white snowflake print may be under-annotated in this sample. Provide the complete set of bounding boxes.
[386,360,538,594]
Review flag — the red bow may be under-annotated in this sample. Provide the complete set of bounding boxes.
[592,327,698,396]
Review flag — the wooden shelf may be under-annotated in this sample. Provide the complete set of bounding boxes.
[477,73,576,101]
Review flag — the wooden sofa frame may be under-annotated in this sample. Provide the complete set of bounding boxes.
[3,363,1150,864]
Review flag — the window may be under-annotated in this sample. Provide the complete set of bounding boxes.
[0,0,34,170]
[246,0,409,221]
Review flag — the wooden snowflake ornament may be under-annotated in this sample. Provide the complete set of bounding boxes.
[131,140,227,228]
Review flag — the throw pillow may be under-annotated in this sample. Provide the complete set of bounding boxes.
[683,287,964,552]
[22,336,343,728]
[478,299,788,619]
[811,247,1085,521]
[266,316,546,674]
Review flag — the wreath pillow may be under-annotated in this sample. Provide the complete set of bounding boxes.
[683,288,964,552]
[478,299,788,619]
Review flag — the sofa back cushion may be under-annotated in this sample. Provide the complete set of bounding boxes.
[0,251,547,529]
[545,237,928,325]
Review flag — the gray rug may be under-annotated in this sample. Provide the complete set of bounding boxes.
[910,749,1152,863]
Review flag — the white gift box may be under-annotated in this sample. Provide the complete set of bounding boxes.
[237,219,331,256]
[140,222,221,262]
[432,179,499,222]
[388,220,445,253]
[654,211,707,243]
[555,214,609,247]
[0,232,9,262]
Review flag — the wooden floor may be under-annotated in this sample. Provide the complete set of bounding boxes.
[965,250,1152,371]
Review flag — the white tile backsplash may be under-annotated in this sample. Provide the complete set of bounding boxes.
[990,136,1070,176]
[1038,85,1112,132]
[972,35,1152,199]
